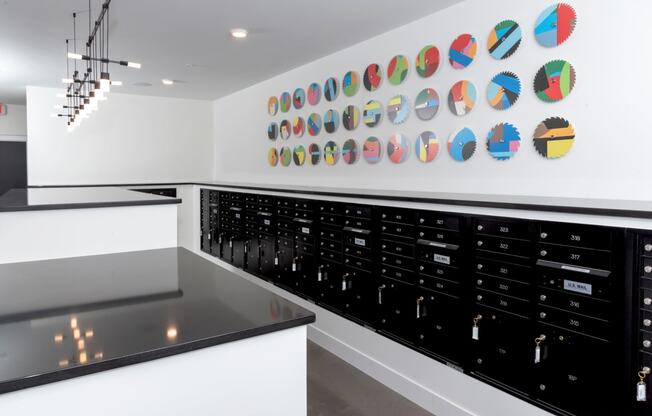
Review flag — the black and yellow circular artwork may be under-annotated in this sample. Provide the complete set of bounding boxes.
[324,141,339,166]
[533,117,575,159]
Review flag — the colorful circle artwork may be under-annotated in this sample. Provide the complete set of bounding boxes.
[324,110,339,134]
[268,96,278,116]
[416,45,440,78]
[342,105,360,131]
[387,55,409,85]
[267,122,278,141]
[308,82,321,106]
[363,100,383,127]
[486,122,521,160]
[293,145,306,166]
[324,77,339,102]
[487,20,522,60]
[268,148,278,167]
[324,141,339,166]
[534,60,576,102]
[280,120,291,140]
[343,71,360,97]
[293,88,305,110]
[415,131,439,163]
[307,113,322,136]
[487,71,521,110]
[533,117,575,159]
[415,88,440,121]
[363,63,383,91]
[387,95,410,125]
[279,146,292,167]
[448,80,476,116]
[363,137,382,164]
[292,116,305,137]
[535,3,577,47]
[308,143,321,165]
[387,133,410,164]
[280,92,291,113]
[448,127,476,162]
[342,139,359,165]
[449,34,477,69]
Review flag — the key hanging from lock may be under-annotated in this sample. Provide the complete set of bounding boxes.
[472,314,482,340]
[274,252,279,266]
[416,296,424,319]
[378,284,386,305]
[218,233,222,244]
[534,334,546,364]
[229,237,233,248]
[292,257,297,272]
[317,265,323,282]
[341,274,349,291]
[638,367,650,402]
[244,241,248,253]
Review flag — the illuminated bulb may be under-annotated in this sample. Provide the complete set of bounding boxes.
[73,328,81,339]
[62,78,74,84]
[230,28,248,39]
[111,80,122,86]
[166,326,178,339]
[100,72,111,93]
[54,104,64,109]
[161,79,174,86]
[79,351,87,364]
[85,329,94,338]
[94,352,103,360]
[67,52,83,60]
[54,334,64,343]
[56,93,66,98]
[59,359,69,367]
[77,339,85,350]
[70,318,78,328]
[127,62,141,69]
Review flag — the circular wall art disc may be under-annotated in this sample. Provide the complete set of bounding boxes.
[487,71,521,110]
[280,92,291,113]
[293,88,306,110]
[487,20,522,60]
[280,120,291,140]
[342,139,359,165]
[448,80,477,116]
[308,82,322,105]
[324,77,339,102]
[387,133,410,164]
[363,63,383,91]
[267,122,278,141]
[448,127,477,161]
[416,45,440,78]
[449,34,477,69]
[534,60,576,102]
[387,55,409,85]
[279,146,292,167]
[324,141,340,166]
[486,122,521,160]
[324,110,340,134]
[533,116,575,159]
[292,116,305,137]
[387,95,410,124]
[293,145,306,166]
[363,100,383,127]
[268,96,278,116]
[415,131,439,163]
[535,3,577,47]
[308,143,321,165]
[343,71,360,97]
[307,113,322,136]
[342,105,360,131]
[363,136,382,164]
[415,88,440,121]
[268,148,278,167]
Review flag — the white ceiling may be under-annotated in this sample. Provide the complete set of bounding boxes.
[0,0,462,105]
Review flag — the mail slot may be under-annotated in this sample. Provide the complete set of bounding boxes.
[277,207,293,218]
[319,202,344,215]
[381,253,415,271]
[476,257,531,283]
[381,222,415,239]
[539,243,612,271]
[381,264,414,285]
[319,248,342,263]
[344,245,372,260]
[258,195,274,205]
[344,255,372,272]
[295,200,315,211]
[344,217,373,230]
[230,193,243,202]
[295,234,313,244]
[417,275,462,297]
[418,262,461,282]
[475,288,531,317]
[475,235,531,258]
[539,222,612,250]
[320,239,342,252]
[475,218,529,240]
[417,227,460,244]
[537,287,612,321]
[344,231,372,248]
[320,228,342,242]
[294,222,314,236]
[345,205,373,218]
[642,286,652,311]
[320,213,344,227]
[537,306,612,340]
[381,208,416,224]
[381,239,415,258]
[537,267,613,301]
[475,275,530,301]
[417,211,460,231]
[294,210,313,220]
[276,198,292,208]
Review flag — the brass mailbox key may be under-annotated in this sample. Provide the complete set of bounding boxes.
[378,284,386,305]
[472,314,482,340]
[416,296,424,319]
[534,334,546,364]
[638,367,650,402]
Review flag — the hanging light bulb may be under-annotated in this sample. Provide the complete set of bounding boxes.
[100,72,111,93]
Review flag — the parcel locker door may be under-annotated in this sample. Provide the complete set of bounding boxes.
[276,237,295,287]
[245,235,260,275]
[377,277,416,344]
[259,237,277,279]
[315,260,341,309]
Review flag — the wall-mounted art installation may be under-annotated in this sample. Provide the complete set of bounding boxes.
[486,122,521,160]
[387,55,409,85]
[535,3,577,47]
[343,70,360,97]
[448,127,476,161]
[415,131,439,163]
[324,110,340,133]
[534,59,575,102]
[415,88,440,121]
[487,71,521,110]
[342,105,360,131]
[308,82,322,105]
[387,133,410,164]
[416,45,440,78]
[363,63,383,91]
[533,116,575,159]
[324,140,340,166]
[448,80,476,116]
[293,145,306,166]
[293,88,306,110]
[308,143,321,165]
[487,20,522,60]
[280,120,291,140]
[387,95,410,124]
[280,92,291,113]
[342,139,359,164]
[280,146,292,167]
[324,77,339,102]
[363,100,383,127]
[363,136,382,164]
[307,113,322,136]
[448,34,477,69]
[267,122,278,141]
[268,96,278,116]
[292,116,305,137]
[268,148,278,167]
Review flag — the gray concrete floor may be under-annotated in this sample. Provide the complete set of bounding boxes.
[308,341,433,416]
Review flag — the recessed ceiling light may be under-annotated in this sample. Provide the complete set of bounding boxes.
[162,79,174,85]
[230,28,248,39]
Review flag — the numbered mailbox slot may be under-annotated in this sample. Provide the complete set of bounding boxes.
[475,288,531,318]
[294,209,313,221]
[319,248,343,264]
[319,202,344,216]
[381,264,414,285]
[218,191,231,201]
[381,222,416,240]
[643,257,652,278]
[258,204,273,214]
[475,235,531,259]
[319,212,344,227]
[219,199,231,209]
[293,218,314,236]
[417,274,462,298]
[475,275,530,301]
[417,227,460,245]
[381,207,416,225]
[230,193,243,202]
[476,257,532,283]
[377,277,416,343]
[245,213,257,223]
[416,239,460,268]
[244,202,258,211]
[380,253,415,271]
[277,207,294,219]
[345,205,373,219]
[536,305,612,341]
[276,198,293,208]
[258,195,274,206]
[229,200,243,209]
[319,239,342,252]
[475,218,529,240]
[245,220,258,232]
[295,241,315,256]
[337,268,372,316]
[537,287,612,322]
[418,262,461,283]
[343,227,372,249]
[295,199,315,211]
[381,239,415,258]
[344,217,373,230]
[538,244,612,272]
[344,244,371,259]
[320,227,342,242]
[344,255,373,272]
[417,211,460,231]
[539,222,612,250]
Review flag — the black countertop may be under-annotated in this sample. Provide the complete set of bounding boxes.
[0,187,181,212]
[0,248,315,394]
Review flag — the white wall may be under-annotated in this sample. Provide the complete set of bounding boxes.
[27,86,214,186]
[213,0,652,200]
[0,104,27,141]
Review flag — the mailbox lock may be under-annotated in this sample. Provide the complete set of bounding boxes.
[646,266,652,274]
[540,250,548,257]
[644,319,652,327]
[643,340,651,349]
[645,298,652,306]
[539,294,547,302]
[646,244,652,252]
[477,263,483,270]
[477,225,484,231]
[539,312,547,319]
[476,295,483,301]
[540,232,548,239]
[477,240,484,247]
[477,279,483,286]
[539,384,546,391]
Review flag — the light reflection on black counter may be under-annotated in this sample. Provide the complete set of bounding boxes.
[0,248,315,394]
